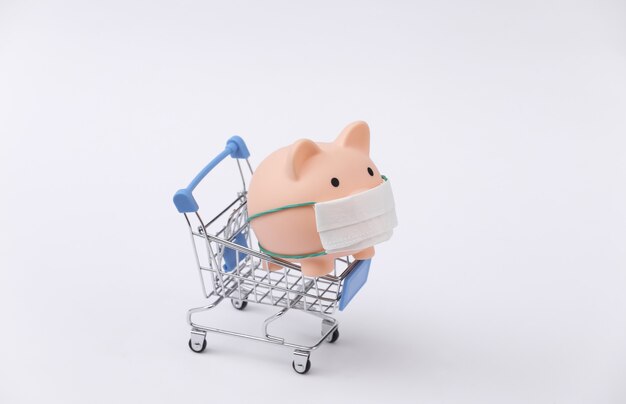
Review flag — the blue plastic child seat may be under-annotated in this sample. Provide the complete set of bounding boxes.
[223,232,248,272]
[338,259,371,311]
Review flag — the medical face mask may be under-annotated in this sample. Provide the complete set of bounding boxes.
[247,176,398,259]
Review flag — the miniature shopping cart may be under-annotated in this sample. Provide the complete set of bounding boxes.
[173,136,372,374]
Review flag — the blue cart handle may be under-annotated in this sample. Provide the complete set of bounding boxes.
[173,136,250,213]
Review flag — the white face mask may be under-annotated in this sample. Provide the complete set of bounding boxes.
[248,177,397,259]
[314,178,397,254]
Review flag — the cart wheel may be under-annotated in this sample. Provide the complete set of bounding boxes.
[188,338,207,353]
[326,329,340,343]
[292,359,311,374]
[231,299,247,310]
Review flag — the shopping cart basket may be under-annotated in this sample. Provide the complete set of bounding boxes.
[173,136,372,374]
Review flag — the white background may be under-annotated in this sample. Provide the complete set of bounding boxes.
[1,1,625,403]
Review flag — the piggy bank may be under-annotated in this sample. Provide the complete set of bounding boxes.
[247,121,397,277]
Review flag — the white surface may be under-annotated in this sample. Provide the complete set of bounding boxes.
[1,1,625,403]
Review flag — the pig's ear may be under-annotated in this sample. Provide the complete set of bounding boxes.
[334,121,370,155]
[287,139,322,180]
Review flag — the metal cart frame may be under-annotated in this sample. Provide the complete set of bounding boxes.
[173,136,371,374]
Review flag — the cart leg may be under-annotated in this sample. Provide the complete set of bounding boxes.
[321,319,340,343]
[263,307,288,343]
[189,329,207,353]
[292,349,311,374]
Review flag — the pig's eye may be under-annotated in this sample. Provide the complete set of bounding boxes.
[331,177,340,187]
[367,167,374,176]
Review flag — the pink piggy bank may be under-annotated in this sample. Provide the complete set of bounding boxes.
[247,121,397,277]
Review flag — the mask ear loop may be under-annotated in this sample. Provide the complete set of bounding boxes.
[247,175,389,259]
[248,202,325,258]
[247,201,315,222]
[258,243,327,259]
[249,175,388,222]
